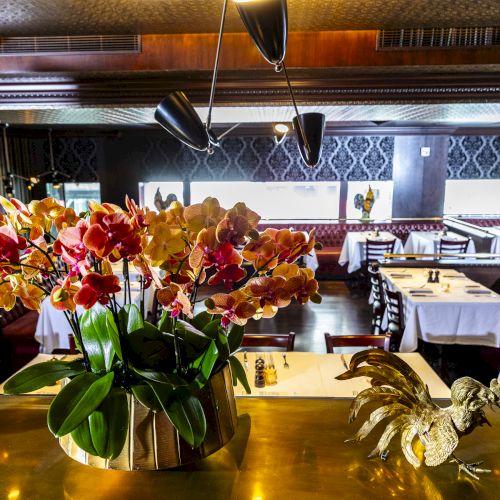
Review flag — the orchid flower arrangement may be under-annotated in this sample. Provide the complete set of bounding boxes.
[2,194,320,458]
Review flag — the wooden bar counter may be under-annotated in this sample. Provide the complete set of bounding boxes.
[0,396,498,499]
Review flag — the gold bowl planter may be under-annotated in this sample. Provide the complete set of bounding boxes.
[59,365,237,470]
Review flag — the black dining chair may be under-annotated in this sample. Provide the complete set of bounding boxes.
[365,239,396,264]
[241,332,296,351]
[382,280,405,351]
[367,263,386,334]
[324,333,391,353]
[438,237,470,256]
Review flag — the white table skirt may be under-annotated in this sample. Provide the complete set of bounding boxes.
[233,351,450,399]
[404,231,476,255]
[381,267,500,352]
[338,231,404,273]
[35,287,154,353]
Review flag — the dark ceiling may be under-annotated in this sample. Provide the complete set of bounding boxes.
[1,0,500,37]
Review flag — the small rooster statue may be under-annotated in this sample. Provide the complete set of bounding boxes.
[154,188,177,211]
[336,349,500,479]
[354,185,375,220]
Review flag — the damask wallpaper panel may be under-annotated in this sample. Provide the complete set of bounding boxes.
[448,136,500,180]
[141,134,394,182]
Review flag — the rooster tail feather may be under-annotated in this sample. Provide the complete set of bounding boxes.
[401,424,422,468]
[349,387,412,423]
[367,414,410,459]
[348,403,408,442]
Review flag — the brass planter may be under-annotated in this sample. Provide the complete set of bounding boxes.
[59,365,237,470]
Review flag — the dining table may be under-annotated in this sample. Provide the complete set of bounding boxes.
[403,230,476,255]
[338,231,404,273]
[1,393,499,499]
[380,267,500,353]
[1,351,450,400]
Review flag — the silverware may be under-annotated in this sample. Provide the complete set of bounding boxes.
[341,354,349,371]
[243,351,248,371]
[282,352,290,369]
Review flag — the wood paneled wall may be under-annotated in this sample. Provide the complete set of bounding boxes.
[1,31,499,73]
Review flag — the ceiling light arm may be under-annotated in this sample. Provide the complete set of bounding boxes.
[206,0,229,133]
[216,122,242,140]
[282,63,311,156]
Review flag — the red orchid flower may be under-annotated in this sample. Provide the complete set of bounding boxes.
[0,225,27,264]
[74,272,121,309]
[53,221,90,276]
[208,263,247,290]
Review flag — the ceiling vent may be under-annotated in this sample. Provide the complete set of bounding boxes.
[377,27,500,50]
[0,35,141,56]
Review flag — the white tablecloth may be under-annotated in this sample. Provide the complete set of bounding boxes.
[233,351,450,399]
[338,231,404,273]
[381,267,500,352]
[404,231,476,255]
[4,352,449,399]
[35,286,154,353]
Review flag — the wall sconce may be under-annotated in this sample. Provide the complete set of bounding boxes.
[273,123,290,144]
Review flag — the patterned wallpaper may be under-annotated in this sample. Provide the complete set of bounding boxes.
[448,136,500,180]
[141,135,394,182]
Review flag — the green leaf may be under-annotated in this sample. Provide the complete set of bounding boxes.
[3,360,86,394]
[191,340,218,389]
[201,319,221,340]
[176,320,212,349]
[118,303,144,334]
[132,367,187,387]
[165,388,206,448]
[158,309,172,333]
[132,383,164,412]
[191,311,212,331]
[126,322,175,370]
[89,388,129,459]
[80,306,115,372]
[227,324,245,354]
[71,417,98,457]
[229,355,251,395]
[144,380,175,411]
[48,372,115,437]
[105,309,123,361]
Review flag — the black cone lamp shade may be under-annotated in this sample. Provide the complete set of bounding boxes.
[235,0,288,68]
[155,91,210,151]
[293,113,325,168]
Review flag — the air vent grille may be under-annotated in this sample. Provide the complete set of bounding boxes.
[377,27,500,50]
[0,35,141,56]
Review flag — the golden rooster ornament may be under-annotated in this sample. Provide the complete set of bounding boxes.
[336,349,500,479]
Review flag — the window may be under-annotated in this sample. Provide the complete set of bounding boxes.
[346,181,394,221]
[190,181,341,220]
[139,182,184,210]
[46,182,101,213]
[444,180,500,216]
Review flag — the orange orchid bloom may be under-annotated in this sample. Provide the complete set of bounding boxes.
[206,290,256,327]
[50,282,79,313]
[208,263,247,290]
[55,207,81,231]
[156,283,193,319]
[28,198,66,232]
[12,280,46,312]
[216,202,260,246]
[286,268,320,305]
[242,234,279,272]
[183,197,226,233]
[0,281,16,311]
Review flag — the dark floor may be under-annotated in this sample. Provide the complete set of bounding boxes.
[245,281,372,354]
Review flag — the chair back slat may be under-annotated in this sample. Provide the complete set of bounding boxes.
[382,281,405,345]
[241,332,296,351]
[324,333,391,353]
[438,238,469,255]
[365,239,396,263]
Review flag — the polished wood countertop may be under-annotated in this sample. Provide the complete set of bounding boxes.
[0,396,498,499]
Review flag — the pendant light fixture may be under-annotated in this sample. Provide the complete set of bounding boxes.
[155,0,239,154]
[235,0,325,167]
[234,0,287,71]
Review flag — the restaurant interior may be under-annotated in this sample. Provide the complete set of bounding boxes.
[0,0,499,497]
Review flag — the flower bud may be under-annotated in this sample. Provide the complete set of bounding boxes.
[310,293,322,304]
[247,229,260,241]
